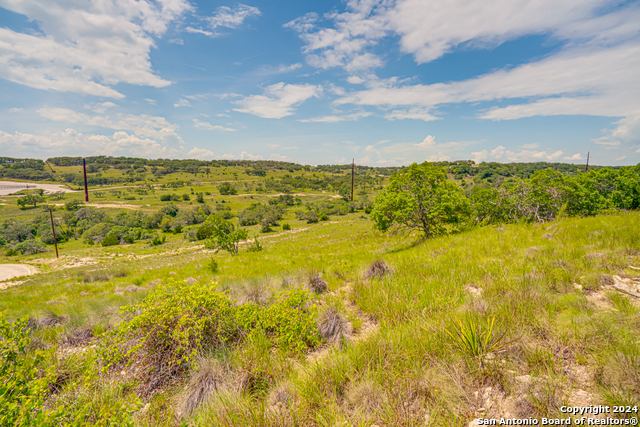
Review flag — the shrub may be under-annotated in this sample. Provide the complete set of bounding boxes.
[296,210,318,224]
[282,223,291,231]
[247,236,263,252]
[64,200,83,211]
[218,183,237,195]
[11,239,49,255]
[151,235,166,246]
[0,313,67,426]
[101,233,119,247]
[100,282,320,385]
[160,194,171,201]
[101,281,237,383]
[202,215,248,255]
[182,193,190,201]
[208,258,219,273]
[238,203,283,227]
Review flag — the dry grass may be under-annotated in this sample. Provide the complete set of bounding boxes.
[80,269,128,283]
[317,306,352,347]
[33,311,66,328]
[364,259,391,280]
[61,327,94,346]
[306,270,328,294]
[174,357,231,420]
[345,378,388,415]
[236,282,270,305]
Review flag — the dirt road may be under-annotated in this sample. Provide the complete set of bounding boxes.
[0,264,39,282]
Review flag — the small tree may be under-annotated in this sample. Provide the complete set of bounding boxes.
[371,162,469,236]
[203,214,248,255]
[17,194,45,209]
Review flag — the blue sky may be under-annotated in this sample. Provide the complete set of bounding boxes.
[0,0,638,166]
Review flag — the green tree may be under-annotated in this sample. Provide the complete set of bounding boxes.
[371,162,470,236]
[203,214,248,255]
[16,194,44,209]
[339,185,351,201]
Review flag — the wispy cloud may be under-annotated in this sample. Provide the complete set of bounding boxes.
[233,83,322,119]
[299,111,372,123]
[192,119,236,131]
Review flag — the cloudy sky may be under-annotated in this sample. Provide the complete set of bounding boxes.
[0,0,638,166]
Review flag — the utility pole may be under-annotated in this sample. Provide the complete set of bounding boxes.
[351,158,354,202]
[49,209,59,258]
[83,158,89,202]
[585,152,590,172]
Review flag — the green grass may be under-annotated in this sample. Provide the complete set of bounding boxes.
[1,202,640,424]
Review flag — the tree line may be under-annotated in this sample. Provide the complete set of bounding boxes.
[372,162,639,237]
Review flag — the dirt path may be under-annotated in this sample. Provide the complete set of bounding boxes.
[0,180,75,196]
[0,264,39,282]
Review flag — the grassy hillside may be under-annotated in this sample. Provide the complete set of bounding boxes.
[1,208,639,425]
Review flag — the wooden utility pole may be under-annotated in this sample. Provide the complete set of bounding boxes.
[585,152,590,172]
[83,158,89,202]
[351,159,354,202]
[49,209,59,258]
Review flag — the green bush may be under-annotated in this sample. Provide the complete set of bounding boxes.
[247,235,263,252]
[218,183,237,195]
[100,282,320,382]
[282,223,291,231]
[11,239,49,255]
[151,235,166,246]
[207,258,219,273]
[0,313,63,425]
[101,233,119,247]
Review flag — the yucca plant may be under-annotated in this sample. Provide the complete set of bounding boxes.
[445,315,514,364]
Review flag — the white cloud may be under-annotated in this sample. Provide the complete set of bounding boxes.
[415,135,436,148]
[359,135,478,165]
[347,76,366,84]
[187,147,216,159]
[257,63,303,75]
[270,153,291,161]
[387,0,611,63]
[206,4,261,32]
[216,113,230,117]
[220,151,263,160]
[37,107,182,144]
[616,156,627,161]
[564,153,582,160]
[174,99,192,107]
[284,5,387,73]
[384,108,440,122]
[168,38,184,45]
[84,102,116,114]
[233,83,322,119]
[185,27,214,37]
[491,146,506,159]
[521,143,540,149]
[145,99,157,105]
[470,149,489,163]
[0,0,192,98]
[0,128,180,158]
[192,119,236,131]
[298,111,371,123]
[9,108,23,113]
